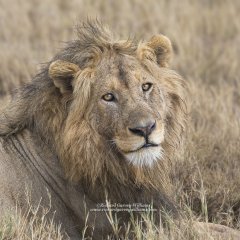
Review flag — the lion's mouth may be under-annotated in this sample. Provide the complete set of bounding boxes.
[122,142,163,167]
[124,142,159,153]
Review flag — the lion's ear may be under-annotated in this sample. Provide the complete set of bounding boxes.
[146,34,173,67]
[49,60,80,94]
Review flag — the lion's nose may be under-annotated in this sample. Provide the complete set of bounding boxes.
[129,121,156,138]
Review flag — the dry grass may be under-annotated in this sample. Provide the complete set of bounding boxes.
[0,208,65,240]
[0,195,66,240]
[0,0,240,239]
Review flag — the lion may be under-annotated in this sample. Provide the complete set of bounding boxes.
[1,21,238,239]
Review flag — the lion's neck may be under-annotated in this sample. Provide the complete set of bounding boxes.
[3,128,178,227]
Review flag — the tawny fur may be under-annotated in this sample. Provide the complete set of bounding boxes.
[0,21,187,238]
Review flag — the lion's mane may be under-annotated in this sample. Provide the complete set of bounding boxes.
[0,21,187,203]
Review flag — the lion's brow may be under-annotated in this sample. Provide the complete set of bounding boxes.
[117,58,129,87]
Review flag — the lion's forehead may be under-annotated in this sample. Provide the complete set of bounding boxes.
[95,55,155,90]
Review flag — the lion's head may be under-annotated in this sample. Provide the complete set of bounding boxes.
[0,21,186,189]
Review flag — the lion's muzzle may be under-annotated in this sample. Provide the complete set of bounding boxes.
[114,117,165,167]
[129,120,156,139]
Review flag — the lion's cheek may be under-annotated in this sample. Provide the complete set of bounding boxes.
[149,127,165,145]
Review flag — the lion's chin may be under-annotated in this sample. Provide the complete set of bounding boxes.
[124,146,163,167]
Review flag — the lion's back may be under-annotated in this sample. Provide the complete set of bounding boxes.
[0,138,20,218]
[0,135,44,218]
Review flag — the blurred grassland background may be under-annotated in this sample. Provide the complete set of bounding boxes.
[0,0,240,239]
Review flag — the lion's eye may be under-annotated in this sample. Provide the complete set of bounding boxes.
[142,83,153,92]
[102,93,115,102]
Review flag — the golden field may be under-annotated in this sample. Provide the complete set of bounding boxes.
[0,0,240,239]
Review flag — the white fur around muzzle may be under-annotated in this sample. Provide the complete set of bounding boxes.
[125,146,164,167]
